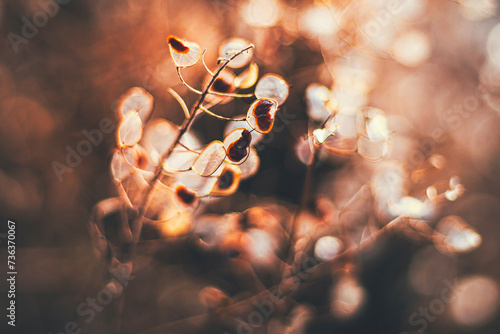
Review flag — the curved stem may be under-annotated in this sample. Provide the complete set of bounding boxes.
[207,90,255,98]
[167,87,190,118]
[177,68,255,99]
[199,105,247,121]
[177,141,202,153]
[201,49,214,76]
[176,67,203,95]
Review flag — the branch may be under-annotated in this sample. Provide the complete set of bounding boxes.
[130,44,256,245]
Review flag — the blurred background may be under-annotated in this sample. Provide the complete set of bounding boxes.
[1,0,500,333]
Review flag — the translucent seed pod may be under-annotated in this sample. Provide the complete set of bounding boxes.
[174,168,221,197]
[224,118,263,146]
[238,148,260,179]
[219,37,254,68]
[255,74,289,106]
[356,107,390,161]
[211,164,241,197]
[223,128,252,164]
[320,115,357,156]
[357,134,390,162]
[192,141,226,177]
[145,119,180,163]
[246,98,278,134]
[117,111,143,148]
[206,70,237,105]
[167,35,202,68]
[115,87,154,122]
[110,149,135,182]
[172,183,199,211]
[234,62,259,88]
[388,196,434,219]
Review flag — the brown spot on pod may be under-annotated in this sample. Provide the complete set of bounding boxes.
[212,77,235,94]
[246,98,278,134]
[252,99,275,133]
[167,35,190,54]
[175,185,196,205]
[227,129,252,163]
[211,165,241,197]
[219,169,235,190]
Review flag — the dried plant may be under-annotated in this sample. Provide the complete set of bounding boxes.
[90,35,291,314]
[86,2,495,334]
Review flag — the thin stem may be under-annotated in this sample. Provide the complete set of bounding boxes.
[116,181,134,209]
[207,90,255,98]
[199,105,247,121]
[278,142,320,283]
[176,66,255,98]
[178,141,201,153]
[176,67,203,94]
[299,145,320,216]
[167,87,190,118]
[201,49,214,76]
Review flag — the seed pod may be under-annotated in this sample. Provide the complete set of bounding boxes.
[255,74,289,106]
[167,35,201,68]
[223,128,252,164]
[246,98,278,134]
[211,164,241,196]
[192,141,226,177]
